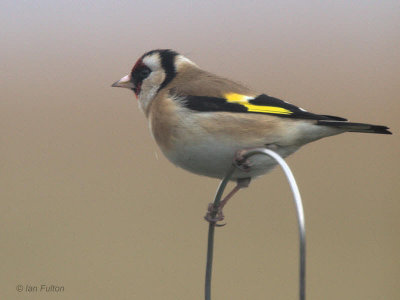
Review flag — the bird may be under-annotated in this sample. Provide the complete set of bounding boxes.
[112,49,391,222]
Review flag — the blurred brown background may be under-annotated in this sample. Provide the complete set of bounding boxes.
[1,1,399,299]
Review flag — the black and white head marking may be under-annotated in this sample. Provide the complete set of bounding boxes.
[130,49,179,111]
[143,49,178,92]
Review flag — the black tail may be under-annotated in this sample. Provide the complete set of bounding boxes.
[317,120,392,135]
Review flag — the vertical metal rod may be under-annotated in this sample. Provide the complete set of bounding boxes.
[204,148,306,300]
[205,166,236,300]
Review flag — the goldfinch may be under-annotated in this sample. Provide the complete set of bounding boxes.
[112,49,391,221]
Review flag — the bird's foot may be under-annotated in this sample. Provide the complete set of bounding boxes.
[204,203,226,226]
[234,149,252,172]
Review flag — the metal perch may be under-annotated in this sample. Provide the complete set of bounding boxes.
[204,147,306,300]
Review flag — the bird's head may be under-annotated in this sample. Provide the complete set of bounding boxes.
[112,49,196,112]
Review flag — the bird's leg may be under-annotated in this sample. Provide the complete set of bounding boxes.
[204,178,251,225]
[219,178,251,210]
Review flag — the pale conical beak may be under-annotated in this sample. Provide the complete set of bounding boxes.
[111,74,134,89]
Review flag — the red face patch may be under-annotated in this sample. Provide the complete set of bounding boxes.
[131,58,144,74]
[130,57,152,98]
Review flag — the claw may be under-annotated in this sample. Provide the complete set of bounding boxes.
[204,203,226,225]
[234,149,247,165]
[204,177,250,226]
[234,150,252,172]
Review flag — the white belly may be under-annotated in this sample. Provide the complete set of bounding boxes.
[163,135,300,180]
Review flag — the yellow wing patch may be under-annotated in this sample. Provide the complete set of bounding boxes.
[224,93,292,115]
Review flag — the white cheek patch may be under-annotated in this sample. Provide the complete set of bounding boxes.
[138,70,166,112]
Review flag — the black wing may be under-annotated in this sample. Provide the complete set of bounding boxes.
[181,93,347,121]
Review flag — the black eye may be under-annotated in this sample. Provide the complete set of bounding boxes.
[139,67,151,79]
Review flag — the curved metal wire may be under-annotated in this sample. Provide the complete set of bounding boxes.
[205,147,306,300]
